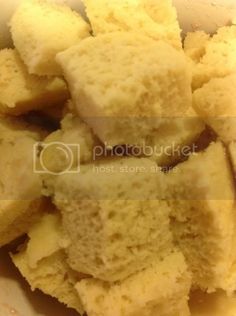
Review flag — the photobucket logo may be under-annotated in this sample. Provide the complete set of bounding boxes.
[93,142,198,160]
[33,142,80,175]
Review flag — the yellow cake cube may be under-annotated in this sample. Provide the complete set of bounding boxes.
[146,109,205,166]
[56,32,192,146]
[184,31,210,63]
[163,142,236,293]
[0,118,44,247]
[83,0,181,49]
[0,49,69,115]
[53,157,173,282]
[10,0,91,76]
[192,25,236,89]
[41,113,98,174]
[193,74,236,144]
[11,213,85,314]
[39,112,99,197]
[76,251,191,316]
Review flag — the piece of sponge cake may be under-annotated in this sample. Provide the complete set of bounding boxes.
[0,199,44,248]
[83,0,181,49]
[146,109,205,166]
[11,213,85,314]
[163,142,236,293]
[53,157,173,282]
[192,25,236,90]
[41,113,98,175]
[40,112,99,197]
[0,49,69,115]
[10,0,91,76]
[193,74,236,144]
[184,31,210,63]
[56,32,192,146]
[0,118,44,247]
[76,251,191,316]
[0,118,42,200]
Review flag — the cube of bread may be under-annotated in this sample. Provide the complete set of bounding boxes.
[163,142,236,293]
[0,118,44,247]
[229,142,236,174]
[193,74,236,144]
[83,0,181,49]
[76,251,191,316]
[192,25,236,89]
[0,49,69,115]
[53,158,173,282]
[56,32,192,146]
[11,213,85,314]
[10,0,91,76]
[184,31,210,63]
[0,199,44,248]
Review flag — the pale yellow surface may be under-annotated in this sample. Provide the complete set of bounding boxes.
[53,158,173,282]
[192,25,236,89]
[193,74,236,144]
[76,251,191,316]
[11,213,85,314]
[84,0,181,49]
[0,118,44,247]
[0,199,44,248]
[57,32,192,146]
[26,212,66,269]
[0,118,42,200]
[146,109,205,166]
[0,49,69,115]
[42,113,98,174]
[184,31,210,63]
[10,0,91,76]
[164,142,236,293]
[41,113,99,197]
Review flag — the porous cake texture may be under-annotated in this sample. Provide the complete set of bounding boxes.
[42,113,98,174]
[184,31,210,63]
[40,112,99,197]
[11,213,85,314]
[76,251,191,316]
[10,0,91,76]
[0,118,43,247]
[164,142,236,293]
[56,32,192,146]
[83,0,182,49]
[192,25,236,89]
[0,199,44,248]
[0,49,69,115]
[145,109,204,166]
[53,157,173,282]
[193,74,236,144]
